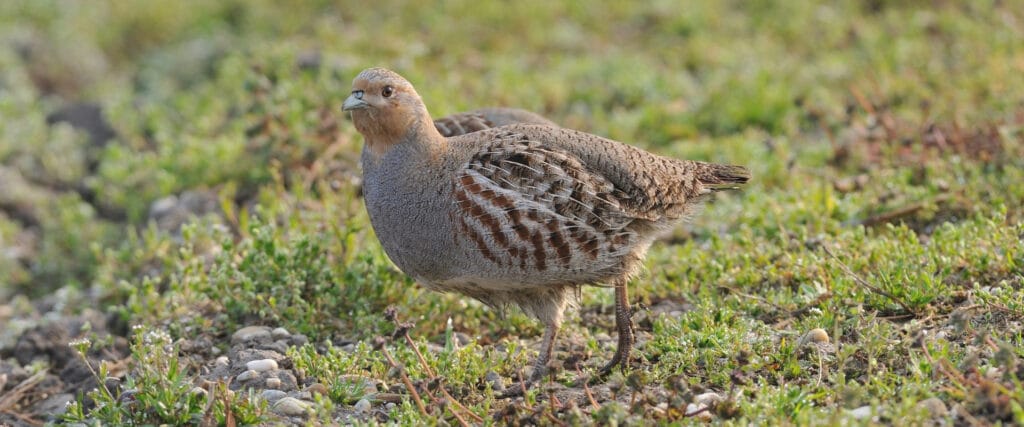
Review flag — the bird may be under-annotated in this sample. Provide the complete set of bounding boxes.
[433,107,557,137]
[343,67,749,384]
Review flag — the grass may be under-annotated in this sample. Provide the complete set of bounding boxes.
[1,0,1023,425]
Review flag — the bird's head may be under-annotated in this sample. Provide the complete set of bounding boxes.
[343,68,437,156]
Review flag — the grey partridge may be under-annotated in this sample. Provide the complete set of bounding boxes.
[434,107,557,137]
[343,67,749,382]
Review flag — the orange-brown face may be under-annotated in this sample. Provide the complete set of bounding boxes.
[343,68,427,146]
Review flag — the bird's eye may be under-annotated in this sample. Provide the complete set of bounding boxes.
[381,86,394,98]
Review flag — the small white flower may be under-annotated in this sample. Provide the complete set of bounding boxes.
[68,338,92,347]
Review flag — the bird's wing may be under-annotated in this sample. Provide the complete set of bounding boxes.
[434,112,493,137]
[499,125,751,219]
[449,131,637,277]
[434,108,556,137]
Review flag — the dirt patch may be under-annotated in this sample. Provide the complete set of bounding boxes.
[830,90,1021,167]
[0,310,130,426]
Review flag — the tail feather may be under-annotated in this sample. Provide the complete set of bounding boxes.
[695,162,751,192]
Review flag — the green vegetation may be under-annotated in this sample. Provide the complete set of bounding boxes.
[1,0,1022,425]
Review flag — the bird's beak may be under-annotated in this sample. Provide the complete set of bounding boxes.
[342,92,369,111]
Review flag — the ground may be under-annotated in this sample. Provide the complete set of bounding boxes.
[1,1,1023,425]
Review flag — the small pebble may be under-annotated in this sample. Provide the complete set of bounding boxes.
[849,405,874,420]
[104,377,121,394]
[232,326,272,344]
[266,377,282,389]
[385,402,396,410]
[214,356,229,367]
[190,386,207,397]
[800,328,830,346]
[33,393,74,419]
[271,327,291,340]
[118,389,138,404]
[246,358,278,372]
[272,397,311,416]
[261,389,287,403]
[694,392,724,405]
[354,398,372,413]
[833,177,856,193]
[149,196,178,218]
[260,340,289,354]
[236,370,259,382]
[290,334,309,346]
[305,383,329,397]
[685,403,713,421]
[484,371,505,392]
[918,397,948,418]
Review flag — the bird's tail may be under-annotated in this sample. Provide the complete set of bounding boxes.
[695,162,751,192]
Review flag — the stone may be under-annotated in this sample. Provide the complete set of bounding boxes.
[236,370,259,383]
[484,371,505,392]
[685,403,713,421]
[235,348,285,363]
[354,398,372,413]
[271,327,291,340]
[261,389,287,403]
[305,383,328,397]
[246,358,278,372]
[290,334,309,346]
[232,326,271,344]
[45,102,117,148]
[259,340,289,355]
[33,393,74,420]
[849,405,874,420]
[800,328,830,346]
[918,397,948,419]
[694,392,724,405]
[266,377,282,389]
[272,397,311,416]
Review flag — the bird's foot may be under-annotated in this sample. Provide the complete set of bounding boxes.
[590,347,635,385]
[497,362,559,398]
[496,381,530,398]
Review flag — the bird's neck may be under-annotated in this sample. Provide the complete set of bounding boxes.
[362,113,446,163]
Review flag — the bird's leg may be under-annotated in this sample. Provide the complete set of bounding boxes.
[600,279,634,375]
[529,322,560,383]
[498,322,559,398]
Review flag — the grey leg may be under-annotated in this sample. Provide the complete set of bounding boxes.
[529,322,559,382]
